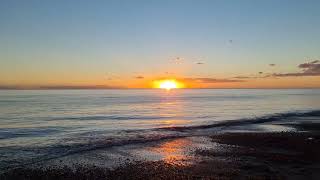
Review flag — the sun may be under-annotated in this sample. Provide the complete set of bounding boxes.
[154,79,184,90]
[159,80,177,90]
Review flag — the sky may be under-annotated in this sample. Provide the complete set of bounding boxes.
[0,0,320,89]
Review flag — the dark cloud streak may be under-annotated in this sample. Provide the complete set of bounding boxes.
[182,78,245,83]
[233,76,254,79]
[272,60,320,77]
[0,85,124,90]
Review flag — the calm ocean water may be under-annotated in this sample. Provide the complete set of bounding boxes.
[1,89,320,169]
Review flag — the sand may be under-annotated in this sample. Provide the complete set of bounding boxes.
[1,121,320,179]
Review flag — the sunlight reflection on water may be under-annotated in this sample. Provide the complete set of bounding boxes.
[0,89,320,169]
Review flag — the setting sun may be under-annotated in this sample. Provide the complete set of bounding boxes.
[159,80,177,90]
[153,79,184,90]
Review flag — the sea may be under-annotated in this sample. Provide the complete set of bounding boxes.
[1,89,320,170]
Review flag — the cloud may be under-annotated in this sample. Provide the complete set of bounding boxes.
[173,57,183,64]
[182,77,245,83]
[135,76,144,79]
[233,76,253,79]
[0,85,22,90]
[233,74,267,79]
[233,76,249,79]
[41,85,125,89]
[269,64,276,66]
[196,62,204,65]
[310,60,320,64]
[298,60,320,71]
[272,60,320,77]
[0,85,124,90]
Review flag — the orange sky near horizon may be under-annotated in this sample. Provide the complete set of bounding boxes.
[1,75,319,89]
[1,1,320,89]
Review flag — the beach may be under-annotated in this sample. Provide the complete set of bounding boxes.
[2,109,320,179]
[1,0,320,178]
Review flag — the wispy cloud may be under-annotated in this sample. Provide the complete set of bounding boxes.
[135,76,144,79]
[0,85,22,90]
[272,60,320,77]
[182,77,245,83]
[238,60,320,79]
[298,60,319,72]
[269,64,276,67]
[0,85,124,90]
[172,57,183,64]
[39,85,124,89]
[233,76,253,79]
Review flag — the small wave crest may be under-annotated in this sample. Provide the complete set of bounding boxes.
[1,109,319,172]
[155,110,320,131]
[51,115,175,121]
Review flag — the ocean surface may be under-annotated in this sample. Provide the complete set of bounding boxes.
[1,89,320,170]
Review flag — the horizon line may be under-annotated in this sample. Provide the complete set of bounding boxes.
[1,87,320,90]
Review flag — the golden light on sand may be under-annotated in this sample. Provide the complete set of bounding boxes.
[153,79,184,90]
[148,138,192,165]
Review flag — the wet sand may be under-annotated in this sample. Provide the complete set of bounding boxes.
[2,121,320,179]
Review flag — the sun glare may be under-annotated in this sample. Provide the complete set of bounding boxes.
[160,80,177,90]
[154,79,184,90]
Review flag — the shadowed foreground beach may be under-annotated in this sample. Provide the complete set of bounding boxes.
[2,119,320,180]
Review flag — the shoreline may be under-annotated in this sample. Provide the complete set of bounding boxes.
[2,119,320,179]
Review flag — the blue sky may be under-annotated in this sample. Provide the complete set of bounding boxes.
[1,0,320,88]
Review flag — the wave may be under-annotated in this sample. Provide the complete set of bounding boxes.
[0,133,185,172]
[51,115,176,121]
[1,109,320,172]
[156,110,320,132]
[50,110,320,158]
[0,128,63,140]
